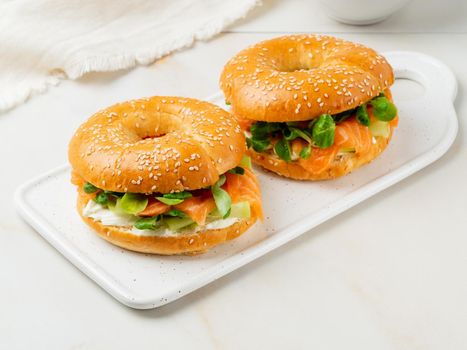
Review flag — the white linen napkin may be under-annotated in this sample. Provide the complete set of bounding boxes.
[0,0,259,112]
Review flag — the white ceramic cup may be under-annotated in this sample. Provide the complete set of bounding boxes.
[318,0,412,25]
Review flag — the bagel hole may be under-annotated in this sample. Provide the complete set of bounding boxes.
[274,50,321,72]
[143,133,166,140]
[277,59,315,72]
[133,114,184,140]
[279,65,311,73]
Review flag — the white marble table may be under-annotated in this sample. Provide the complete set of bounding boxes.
[1,1,466,349]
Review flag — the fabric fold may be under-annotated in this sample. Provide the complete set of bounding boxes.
[0,0,260,112]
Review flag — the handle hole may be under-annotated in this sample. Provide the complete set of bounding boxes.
[392,78,425,101]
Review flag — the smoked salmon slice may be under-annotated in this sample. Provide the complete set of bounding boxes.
[174,192,216,226]
[292,115,378,175]
[138,192,215,225]
[389,115,399,128]
[334,118,373,154]
[237,117,254,131]
[292,138,339,175]
[138,198,170,217]
[224,168,263,220]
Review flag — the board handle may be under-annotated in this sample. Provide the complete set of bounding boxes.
[386,51,458,103]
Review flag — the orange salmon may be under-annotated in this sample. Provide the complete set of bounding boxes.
[174,192,216,226]
[138,198,170,217]
[292,139,339,174]
[224,168,263,220]
[237,117,254,131]
[334,117,373,154]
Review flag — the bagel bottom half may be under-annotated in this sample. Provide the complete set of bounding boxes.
[247,134,392,181]
[76,190,256,255]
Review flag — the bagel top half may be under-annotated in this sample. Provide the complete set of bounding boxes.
[69,96,245,194]
[220,34,394,122]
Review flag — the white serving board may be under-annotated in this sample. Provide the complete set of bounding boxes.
[15,52,457,309]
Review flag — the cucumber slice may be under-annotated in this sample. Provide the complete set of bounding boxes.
[165,217,195,231]
[208,208,222,219]
[369,120,390,138]
[209,201,251,219]
[240,155,252,168]
[229,201,251,219]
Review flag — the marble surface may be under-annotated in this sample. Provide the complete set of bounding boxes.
[1,0,466,349]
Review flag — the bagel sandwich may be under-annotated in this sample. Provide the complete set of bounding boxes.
[220,34,399,180]
[68,97,262,255]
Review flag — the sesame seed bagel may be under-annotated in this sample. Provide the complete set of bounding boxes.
[68,96,245,194]
[76,188,256,255]
[220,34,394,122]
